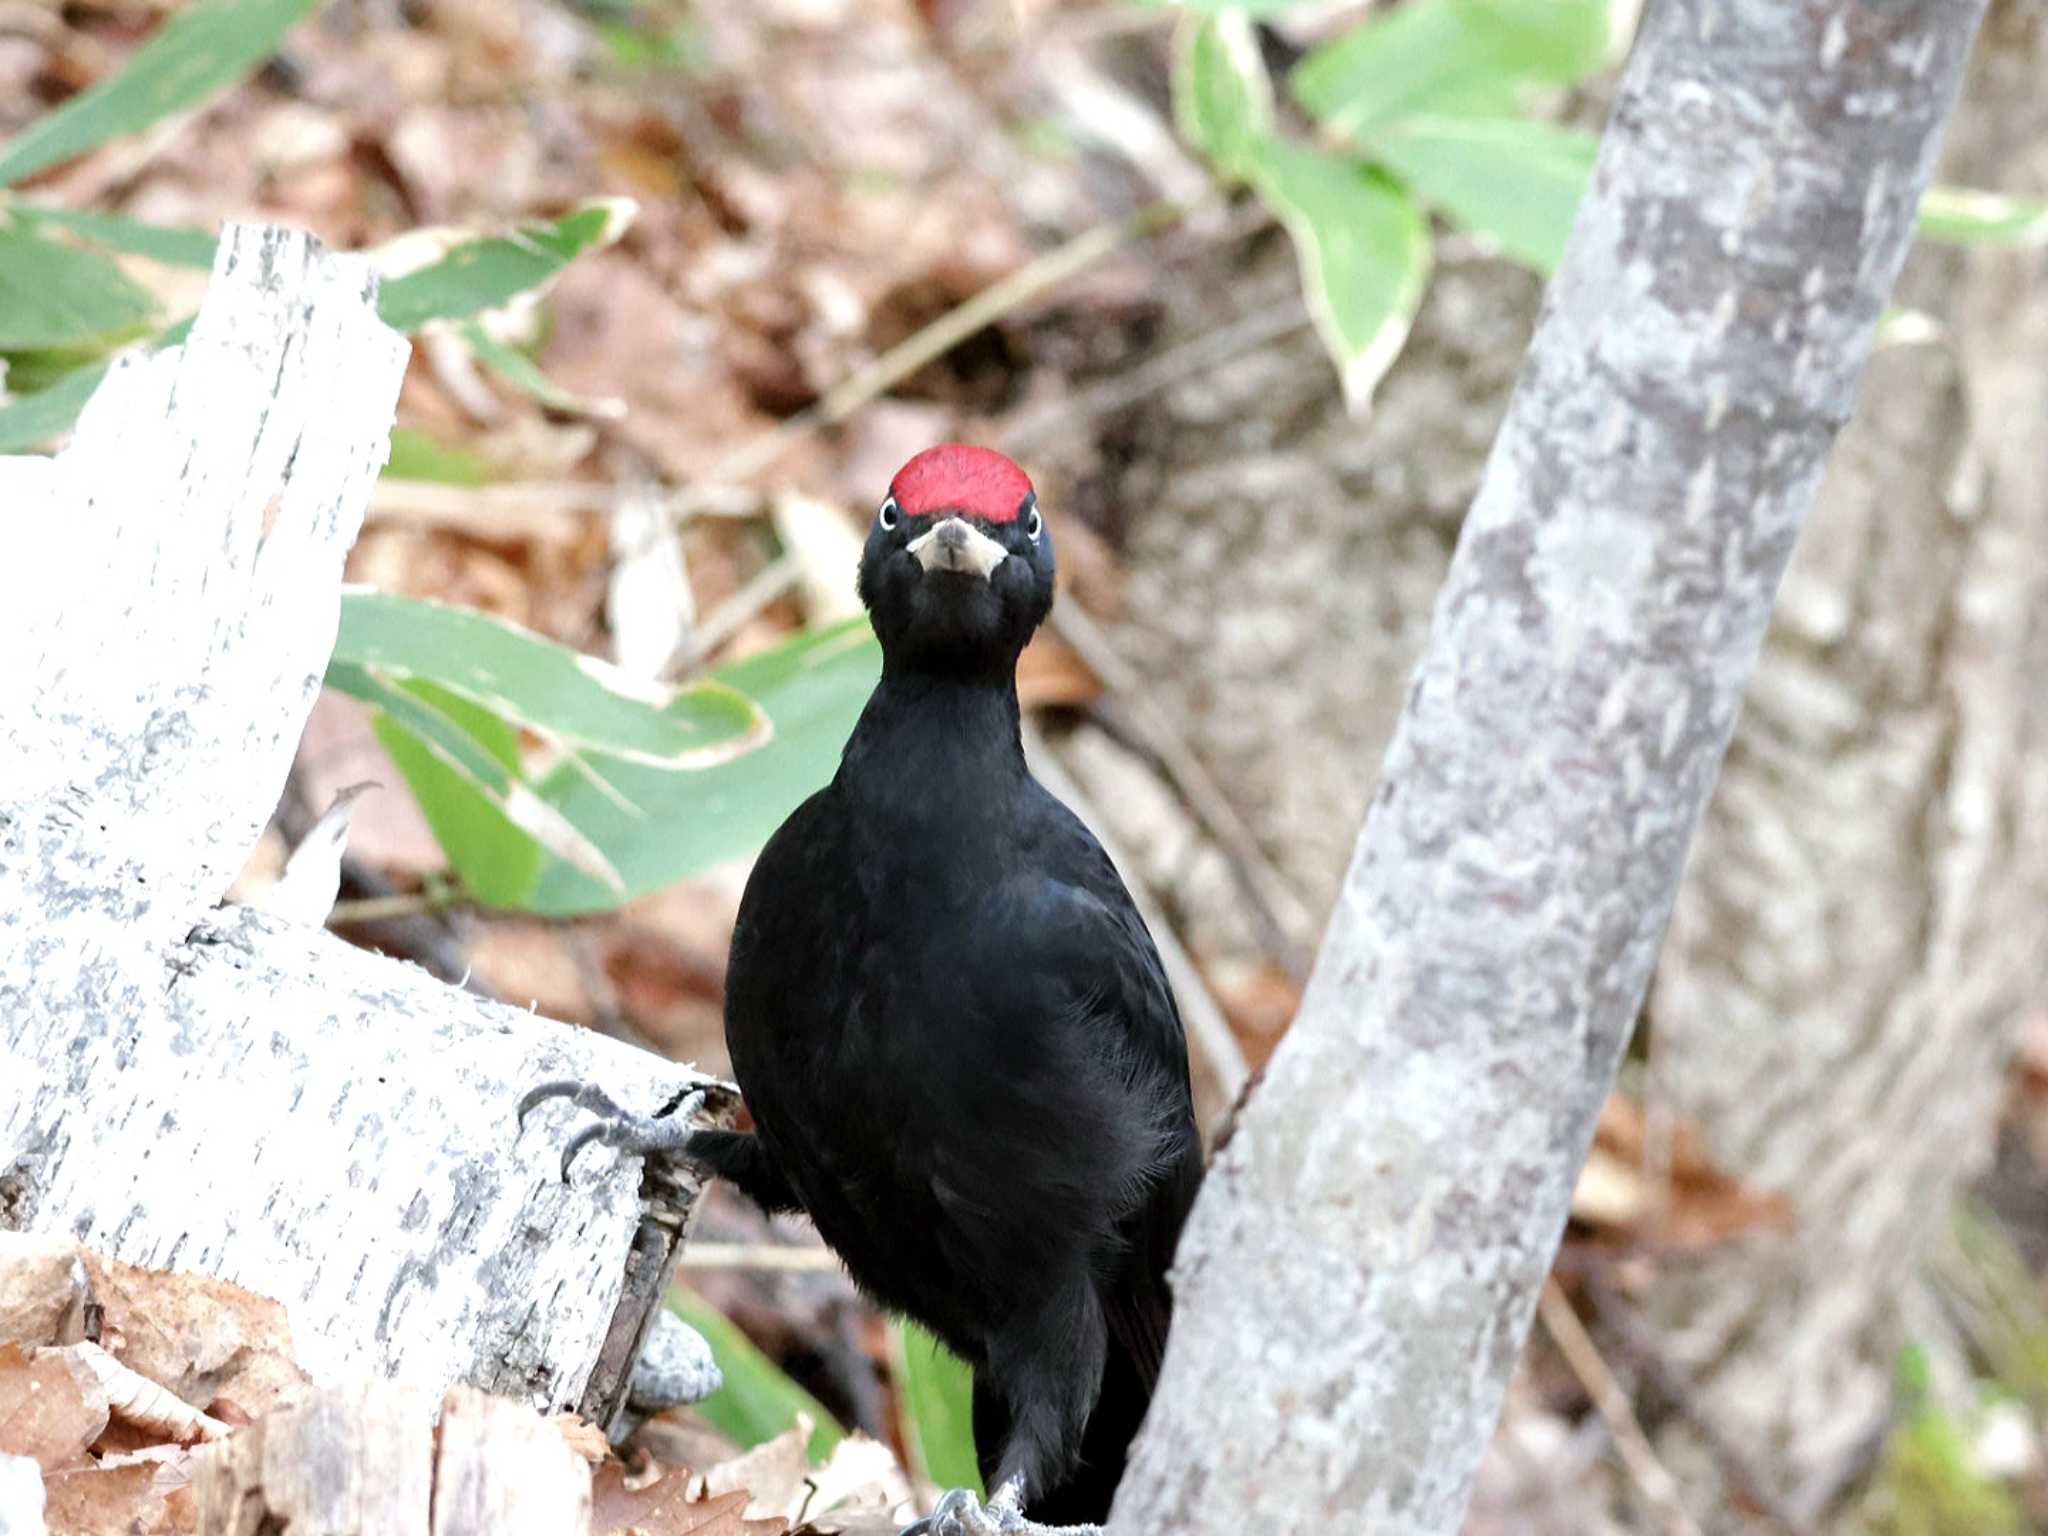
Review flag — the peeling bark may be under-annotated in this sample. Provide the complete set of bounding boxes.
[1111,4,1987,1533]
[0,226,712,1424]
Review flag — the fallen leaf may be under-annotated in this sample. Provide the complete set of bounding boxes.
[623,1409,744,1481]
[0,1233,94,1349]
[592,1464,788,1536]
[1203,959,1301,1075]
[788,1434,913,1527]
[0,1342,108,1471]
[609,489,695,678]
[42,1461,180,1536]
[1570,1146,1647,1228]
[1015,631,1099,711]
[553,1411,611,1465]
[1570,1095,1795,1249]
[702,1418,810,1518]
[79,1253,305,1420]
[770,493,865,626]
[63,1341,231,1443]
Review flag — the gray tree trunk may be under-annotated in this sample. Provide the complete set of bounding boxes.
[0,226,713,1428]
[1110,4,1987,1533]
[1643,3,2048,1518]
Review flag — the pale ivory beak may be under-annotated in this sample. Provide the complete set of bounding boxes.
[908,517,1009,581]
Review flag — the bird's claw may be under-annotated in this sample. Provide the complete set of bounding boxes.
[899,1481,1100,1536]
[516,1080,706,1183]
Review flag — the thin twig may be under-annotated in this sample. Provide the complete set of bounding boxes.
[673,555,802,673]
[675,197,1203,506]
[1538,1278,1703,1536]
[328,890,458,925]
[679,1242,843,1272]
[1581,1272,1804,1533]
[1005,291,1308,456]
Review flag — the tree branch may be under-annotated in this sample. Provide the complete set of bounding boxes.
[1111,2,1990,1531]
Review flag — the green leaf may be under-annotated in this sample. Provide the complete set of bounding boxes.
[0,0,324,187]
[1174,13,1274,182]
[1917,185,2048,248]
[523,619,880,914]
[384,426,488,486]
[369,682,545,908]
[1375,115,1598,275]
[0,206,632,449]
[328,659,615,898]
[375,200,637,333]
[1247,141,1432,410]
[667,1288,844,1462]
[0,343,117,396]
[0,219,158,349]
[459,318,619,418]
[0,355,107,452]
[332,588,768,770]
[8,204,217,268]
[891,1321,983,1498]
[1292,0,1608,140]
[0,312,192,453]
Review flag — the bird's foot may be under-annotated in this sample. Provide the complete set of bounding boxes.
[899,1480,1102,1536]
[516,1081,705,1183]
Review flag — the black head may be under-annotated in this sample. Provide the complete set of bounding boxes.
[857,444,1054,678]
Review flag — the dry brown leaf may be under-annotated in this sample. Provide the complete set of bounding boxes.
[1570,1095,1795,1249]
[624,1409,745,1479]
[2012,1007,2048,1088]
[1203,959,1302,1074]
[1571,1146,1647,1228]
[787,1434,912,1529]
[770,493,865,626]
[64,1341,231,1444]
[592,1464,788,1536]
[41,1460,189,1536]
[0,1342,109,1471]
[80,1252,306,1420]
[553,1411,612,1465]
[1015,631,1099,711]
[0,1233,94,1349]
[701,1418,810,1519]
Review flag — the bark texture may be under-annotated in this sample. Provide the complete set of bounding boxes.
[1110,4,1987,1533]
[0,226,714,1422]
[1644,3,2048,1516]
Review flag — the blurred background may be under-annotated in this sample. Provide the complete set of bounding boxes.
[4,0,2046,1530]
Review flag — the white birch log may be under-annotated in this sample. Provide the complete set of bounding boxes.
[0,225,716,1423]
[0,1454,44,1536]
[1111,3,1989,1533]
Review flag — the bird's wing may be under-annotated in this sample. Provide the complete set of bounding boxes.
[909,802,1202,1372]
[1018,794,1203,1391]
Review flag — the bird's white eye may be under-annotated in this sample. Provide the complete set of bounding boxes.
[878,496,900,532]
[1025,499,1042,543]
